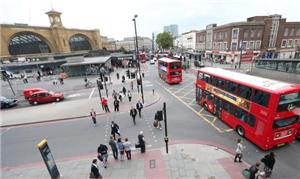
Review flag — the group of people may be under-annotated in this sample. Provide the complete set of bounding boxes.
[234,139,276,179]
[90,122,146,179]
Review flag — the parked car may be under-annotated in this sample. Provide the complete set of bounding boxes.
[28,91,64,105]
[0,96,18,109]
[23,88,45,100]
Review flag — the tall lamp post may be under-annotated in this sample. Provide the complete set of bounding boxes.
[133,14,144,104]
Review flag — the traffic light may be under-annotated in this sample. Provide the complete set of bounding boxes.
[155,110,163,121]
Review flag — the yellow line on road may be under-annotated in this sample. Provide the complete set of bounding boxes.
[155,80,223,133]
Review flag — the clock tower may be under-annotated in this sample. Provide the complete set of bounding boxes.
[46,10,63,27]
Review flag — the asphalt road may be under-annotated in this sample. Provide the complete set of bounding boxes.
[1,61,300,178]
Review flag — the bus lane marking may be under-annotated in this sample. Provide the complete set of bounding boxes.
[89,88,96,100]
[188,99,196,105]
[155,80,223,133]
[180,88,195,98]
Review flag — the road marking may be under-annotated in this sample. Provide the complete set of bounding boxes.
[212,117,217,124]
[180,88,195,98]
[225,128,234,132]
[67,93,81,98]
[188,99,196,105]
[155,80,223,133]
[199,108,204,113]
[89,88,95,99]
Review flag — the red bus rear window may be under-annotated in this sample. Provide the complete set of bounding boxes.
[277,92,300,112]
[273,116,298,129]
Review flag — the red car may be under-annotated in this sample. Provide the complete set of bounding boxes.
[28,91,64,105]
[23,88,45,100]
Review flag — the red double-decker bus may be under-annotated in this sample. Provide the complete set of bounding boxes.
[158,57,182,84]
[196,67,300,150]
[138,53,146,63]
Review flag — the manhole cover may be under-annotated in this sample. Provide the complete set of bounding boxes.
[149,159,156,168]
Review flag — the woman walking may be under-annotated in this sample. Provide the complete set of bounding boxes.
[117,138,125,161]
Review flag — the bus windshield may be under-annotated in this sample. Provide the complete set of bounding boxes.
[273,116,298,129]
[170,62,181,69]
[277,92,300,112]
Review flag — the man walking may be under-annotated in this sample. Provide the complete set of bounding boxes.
[97,144,108,168]
[122,86,126,96]
[127,90,132,102]
[130,106,138,125]
[90,108,97,126]
[234,139,245,162]
[101,97,110,112]
[137,131,146,153]
[113,99,120,112]
[136,100,143,118]
[111,121,120,139]
[261,152,276,177]
[108,136,118,160]
[90,159,102,179]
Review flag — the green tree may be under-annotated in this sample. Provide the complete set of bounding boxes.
[119,46,127,53]
[156,32,174,49]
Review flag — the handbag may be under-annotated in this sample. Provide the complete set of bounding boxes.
[97,154,103,162]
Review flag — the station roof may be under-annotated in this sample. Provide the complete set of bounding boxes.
[61,56,110,66]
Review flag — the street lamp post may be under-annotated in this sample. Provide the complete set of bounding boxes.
[133,14,144,104]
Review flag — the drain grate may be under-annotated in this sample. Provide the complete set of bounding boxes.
[149,159,156,168]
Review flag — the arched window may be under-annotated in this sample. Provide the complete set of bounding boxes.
[69,34,92,51]
[8,32,51,55]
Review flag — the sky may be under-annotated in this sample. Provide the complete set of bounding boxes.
[1,0,299,40]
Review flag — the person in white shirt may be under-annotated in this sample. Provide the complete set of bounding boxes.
[234,139,245,162]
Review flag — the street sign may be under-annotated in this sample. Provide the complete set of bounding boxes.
[37,139,60,179]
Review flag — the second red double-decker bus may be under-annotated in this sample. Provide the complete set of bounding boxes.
[196,67,300,150]
[158,57,182,84]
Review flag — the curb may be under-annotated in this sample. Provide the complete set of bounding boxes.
[0,94,161,128]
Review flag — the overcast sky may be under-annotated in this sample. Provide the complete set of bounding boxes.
[1,0,299,40]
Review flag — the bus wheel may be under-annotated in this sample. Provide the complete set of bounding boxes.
[236,125,245,137]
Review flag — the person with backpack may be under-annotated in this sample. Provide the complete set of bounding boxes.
[130,106,138,125]
[117,138,125,161]
[261,152,276,177]
[97,144,108,168]
[249,163,260,179]
[136,100,143,118]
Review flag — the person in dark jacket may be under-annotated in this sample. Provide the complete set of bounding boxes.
[97,144,108,168]
[261,152,276,177]
[137,131,146,153]
[136,100,143,118]
[90,159,102,178]
[122,86,126,95]
[111,121,120,139]
[109,136,118,160]
[249,163,260,179]
[113,99,119,112]
[130,106,138,125]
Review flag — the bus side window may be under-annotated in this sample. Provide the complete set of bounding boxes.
[234,108,248,122]
[237,85,252,100]
[211,76,217,86]
[198,72,204,80]
[224,101,234,115]
[252,90,270,107]
[204,74,211,84]
[225,81,237,94]
[247,114,256,128]
[216,78,225,89]
[204,90,209,100]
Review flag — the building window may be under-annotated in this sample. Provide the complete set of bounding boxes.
[224,42,227,50]
[290,29,295,36]
[296,29,300,36]
[232,28,239,39]
[281,39,287,47]
[255,41,261,49]
[250,30,255,38]
[224,32,228,39]
[231,42,237,51]
[243,41,248,49]
[287,39,293,47]
[295,40,298,47]
[257,30,262,38]
[244,30,248,39]
[284,28,289,36]
[214,33,217,40]
[249,41,255,49]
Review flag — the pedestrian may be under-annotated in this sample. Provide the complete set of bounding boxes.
[127,90,132,102]
[123,138,132,160]
[261,152,276,177]
[234,139,245,162]
[97,144,108,168]
[111,121,121,139]
[109,136,118,160]
[37,71,41,77]
[117,138,125,161]
[130,106,137,125]
[249,162,260,179]
[118,92,123,102]
[130,81,134,91]
[122,75,125,83]
[101,97,110,113]
[113,99,120,112]
[122,86,126,95]
[152,89,155,96]
[90,108,97,126]
[136,100,143,118]
[116,73,119,80]
[136,131,146,153]
[90,159,102,179]
[112,90,118,100]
